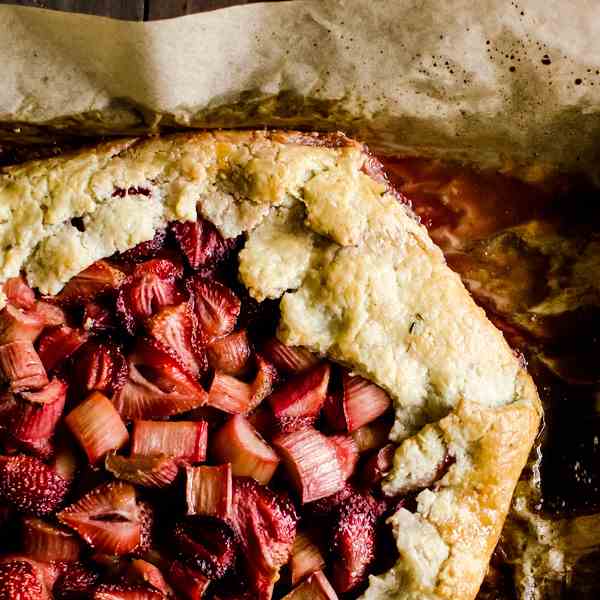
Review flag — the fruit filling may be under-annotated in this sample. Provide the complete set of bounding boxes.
[0,216,450,599]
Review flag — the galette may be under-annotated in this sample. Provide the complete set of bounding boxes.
[0,131,541,600]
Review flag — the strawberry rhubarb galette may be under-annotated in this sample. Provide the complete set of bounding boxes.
[0,131,541,600]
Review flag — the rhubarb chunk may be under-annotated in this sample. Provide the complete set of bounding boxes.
[105,454,179,488]
[207,330,252,376]
[185,464,232,519]
[131,420,208,463]
[168,560,211,600]
[22,517,81,561]
[3,276,35,309]
[282,571,338,600]
[289,531,325,585]
[261,338,319,374]
[0,341,48,391]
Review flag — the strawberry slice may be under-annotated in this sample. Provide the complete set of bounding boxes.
[126,559,172,595]
[231,478,298,599]
[93,584,164,600]
[72,341,128,399]
[81,301,117,333]
[207,330,252,376]
[58,482,142,555]
[55,260,126,305]
[289,531,325,586]
[273,429,346,503]
[185,464,232,519]
[174,518,237,579]
[53,561,100,599]
[37,325,89,373]
[134,500,155,556]
[329,435,359,481]
[3,276,35,310]
[0,558,52,600]
[187,277,240,343]
[65,392,129,464]
[0,341,48,392]
[212,416,280,485]
[360,443,396,487]
[171,219,236,270]
[114,338,208,420]
[147,302,205,378]
[130,420,208,463]
[261,338,319,375]
[116,259,184,334]
[22,517,81,561]
[350,419,392,453]
[268,363,330,432]
[0,455,69,517]
[168,560,210,600]
[119,228,167,263]
[282,571,338,600]
[105,454,179,488]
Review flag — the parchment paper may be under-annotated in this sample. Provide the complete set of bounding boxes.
[1,0,600,176]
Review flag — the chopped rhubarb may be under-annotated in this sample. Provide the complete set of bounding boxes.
[247,405,274,440]
[282,571,338,600]
[0,341,48,391]
[0,305,45,344]
[168,560,211,600]
[55,260,126,305]
[105,454,179,488]
[207,330,252,376]
[273,429,345,503]
[171,219,236,270]
[58,481,142,555]
[22,517,81,561]
[36,325,89,373]
[341,373,391,432]
[289,531,325,585]
[350,419,392,453]
[131,420,208,463]
[185,464,232,519]
[360,443,396,487]
[3,276,35,310]
[72,340,128,398]
[126,559,172,595]
[114,338,207,420]
[65,392,129,464]
[50,437,80,482]
[147,302,204,377]
[212,415,279,485]
[268,363,330,432]
[329,435,359,481]
[261,338,319,374]
[32,302,66,327]
[93,583,164,599]
[187,277,240,343]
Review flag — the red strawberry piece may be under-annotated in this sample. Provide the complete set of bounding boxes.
[261,338,319,375]
[55,260,126,306]
[289,531,325,586]
[0,305,45,344]
[207,330,252,376]
[93,584,164,600]
[174,518,237,580]
[171,219,236,270]
[133,500,155,556]
[131,420,208,463]
[350,419,392,453]
[185,464,232,519]
[116,259,184,334]
[22,517,81,561]
[71,341,128,398]
[282,571,338,600]
[3,276,35,310]
[65,392,129,465]
[126,559,172,595]
[212,416,279,485]
[118,228,167,263]
[0,454,69,516]
[231,478,298,599]
[146,302,205,378]
[81,301,117,333]
[329,435,359,481]
[168,560,210,600]
[114,338,207,420]
[0,341,48,392]
[268,363,330,432]
[105,454,179,488]
[37,325,89,373]
[273,429,345,503]
[53,561,100,599]
[58,481,142,555]
[360,443,396,487]
[0,558,51,600]
[187,277,240,343]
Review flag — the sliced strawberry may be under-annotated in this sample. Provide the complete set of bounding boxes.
[174,518,237,579]
[360,443,396,487]
[3,276,35,310]
[212,416,279,485]
[55,260,126,306]
[231,478,298,599]
[341,373,391,432]
[71,341,128,399]
[0,558,51,600]
[172,219,236,270]
[289,531,325,586]
[19,376,67,405]
[116,259,184,334]
[0,305,45,344]
[168,560,210,600]
[0,341,48,391]
[147,302,204,378]
[105,454,179,488]
[119,228,167,263]
[93,584,164,600]
[65,392,129,464]
[22,517,81,561]
[274,429,347,504]
[130,420,208,463]
[37,325,89,373]
[133,500,155,556]
[126,559,172,595]
[282,571,338,600]
[261,338,319,375]
[58,481,141,555]
[0,454,69,516]
[53,561,100,599]
[329,435,359,481]
[268,363,330,432]
[207,330,252,376]
[81,301,117,333]
[187,277,240,343]
[350,419,392,453]
[185,464,232,519]
[114,338,207,420]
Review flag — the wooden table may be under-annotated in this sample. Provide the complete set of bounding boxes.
[0,1,275,20]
